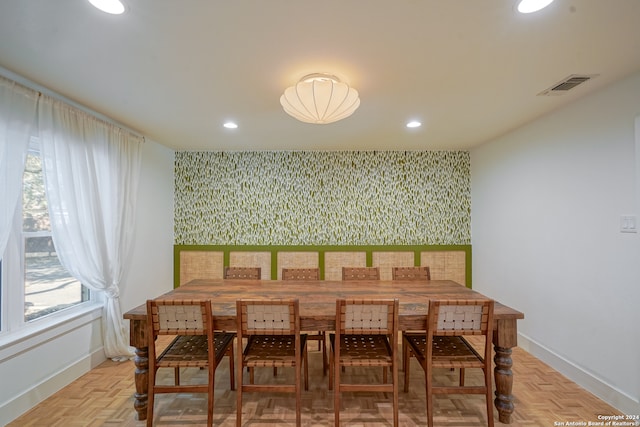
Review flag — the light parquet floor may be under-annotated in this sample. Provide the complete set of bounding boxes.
[8,339,623,427]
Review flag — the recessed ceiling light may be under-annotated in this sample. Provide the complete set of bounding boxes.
[406,121,422,128]
[88,0,125,14]
[517,0,554,13]
[223,122,238,129]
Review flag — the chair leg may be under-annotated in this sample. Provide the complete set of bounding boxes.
[236,372,243,427]
[147,368,156,427]
[207,365,215,427]
[426,364,434,427]
[321,333,328,376]
[174,366,180,385]
[334,360,340,427]
[402,341,407,372]
[229,346,235,391]
[328,350,334,390]
[304,346,309,391]
[485,367,495,427]
[393,361,399,427]
[295,353,302,426]
[403,342,411,392]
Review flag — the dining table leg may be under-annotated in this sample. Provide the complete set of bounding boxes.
[129,319,148,420]
[493,318,518,424]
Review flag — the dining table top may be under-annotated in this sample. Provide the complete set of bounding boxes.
[123,279,524,330]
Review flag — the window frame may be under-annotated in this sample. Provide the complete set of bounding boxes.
[0,140,99,339]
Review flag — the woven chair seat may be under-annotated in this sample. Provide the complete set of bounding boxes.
[330,334,393,367]
[403,333,484,369]
[157,332,236,368]
[243,334,308,368]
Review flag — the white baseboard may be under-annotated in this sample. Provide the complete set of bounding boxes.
[518,333,640,415]
[0,347,106,425]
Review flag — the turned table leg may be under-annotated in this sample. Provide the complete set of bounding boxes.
[129,318,149,420]
[133,345,149,420]
[493,319,517,424]
[494,345,514,423]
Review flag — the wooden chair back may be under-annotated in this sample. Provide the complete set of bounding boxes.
[149,299,209,337]
[337,299,397,336]
[392,266,431,281]
[237,299,299,336]
[341,266,380,281]
[428,299,493,337]
[224,266,261,279]
[282,267,320,281]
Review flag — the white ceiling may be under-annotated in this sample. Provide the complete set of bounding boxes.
[1,0,639,151]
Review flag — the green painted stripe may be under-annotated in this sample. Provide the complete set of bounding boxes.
[174,244,472,288]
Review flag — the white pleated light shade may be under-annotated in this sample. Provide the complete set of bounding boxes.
[280,75,360,124]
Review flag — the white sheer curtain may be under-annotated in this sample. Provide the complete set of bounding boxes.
[0,77,38,255]
[38,95,143,359]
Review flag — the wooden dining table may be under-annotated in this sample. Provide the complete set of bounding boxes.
[123,279,524,424]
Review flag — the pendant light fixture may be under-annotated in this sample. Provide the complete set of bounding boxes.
[88,0,125,14]
[517,0,554,13]
[280,73,360,124]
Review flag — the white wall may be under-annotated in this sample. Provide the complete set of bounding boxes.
[0,139,174,425]
[471,72,640,413]
[120,139,175,315]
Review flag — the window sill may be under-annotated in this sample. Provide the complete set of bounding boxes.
[0,302,103,363]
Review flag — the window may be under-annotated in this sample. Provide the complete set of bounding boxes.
[0,140,91,333]
[22,143,90,321]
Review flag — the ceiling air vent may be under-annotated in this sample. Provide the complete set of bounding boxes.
[538,74,598,96]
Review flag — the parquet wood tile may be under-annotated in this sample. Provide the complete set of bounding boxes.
[8,340,623,427]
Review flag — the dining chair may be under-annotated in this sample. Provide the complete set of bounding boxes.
[281,268,328,375]
[329,298,399,427]
[392,266,431,281]
[403,299,495,427]
[224,266,261,279]
[341,266,380,281]
[236,299,308,427]
[146,299,236,427]
[393,265,431,371]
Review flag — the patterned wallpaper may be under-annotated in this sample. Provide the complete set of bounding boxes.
[174,151,470,245]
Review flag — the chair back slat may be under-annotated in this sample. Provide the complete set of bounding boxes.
[342,267,380,281]
[338,299,396,335]
[238,299,298,335]
[392,266,431,281]
[224,266,261,279]
[149,300,209,335]
[282,267,319,281]
[429,299,493,337]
